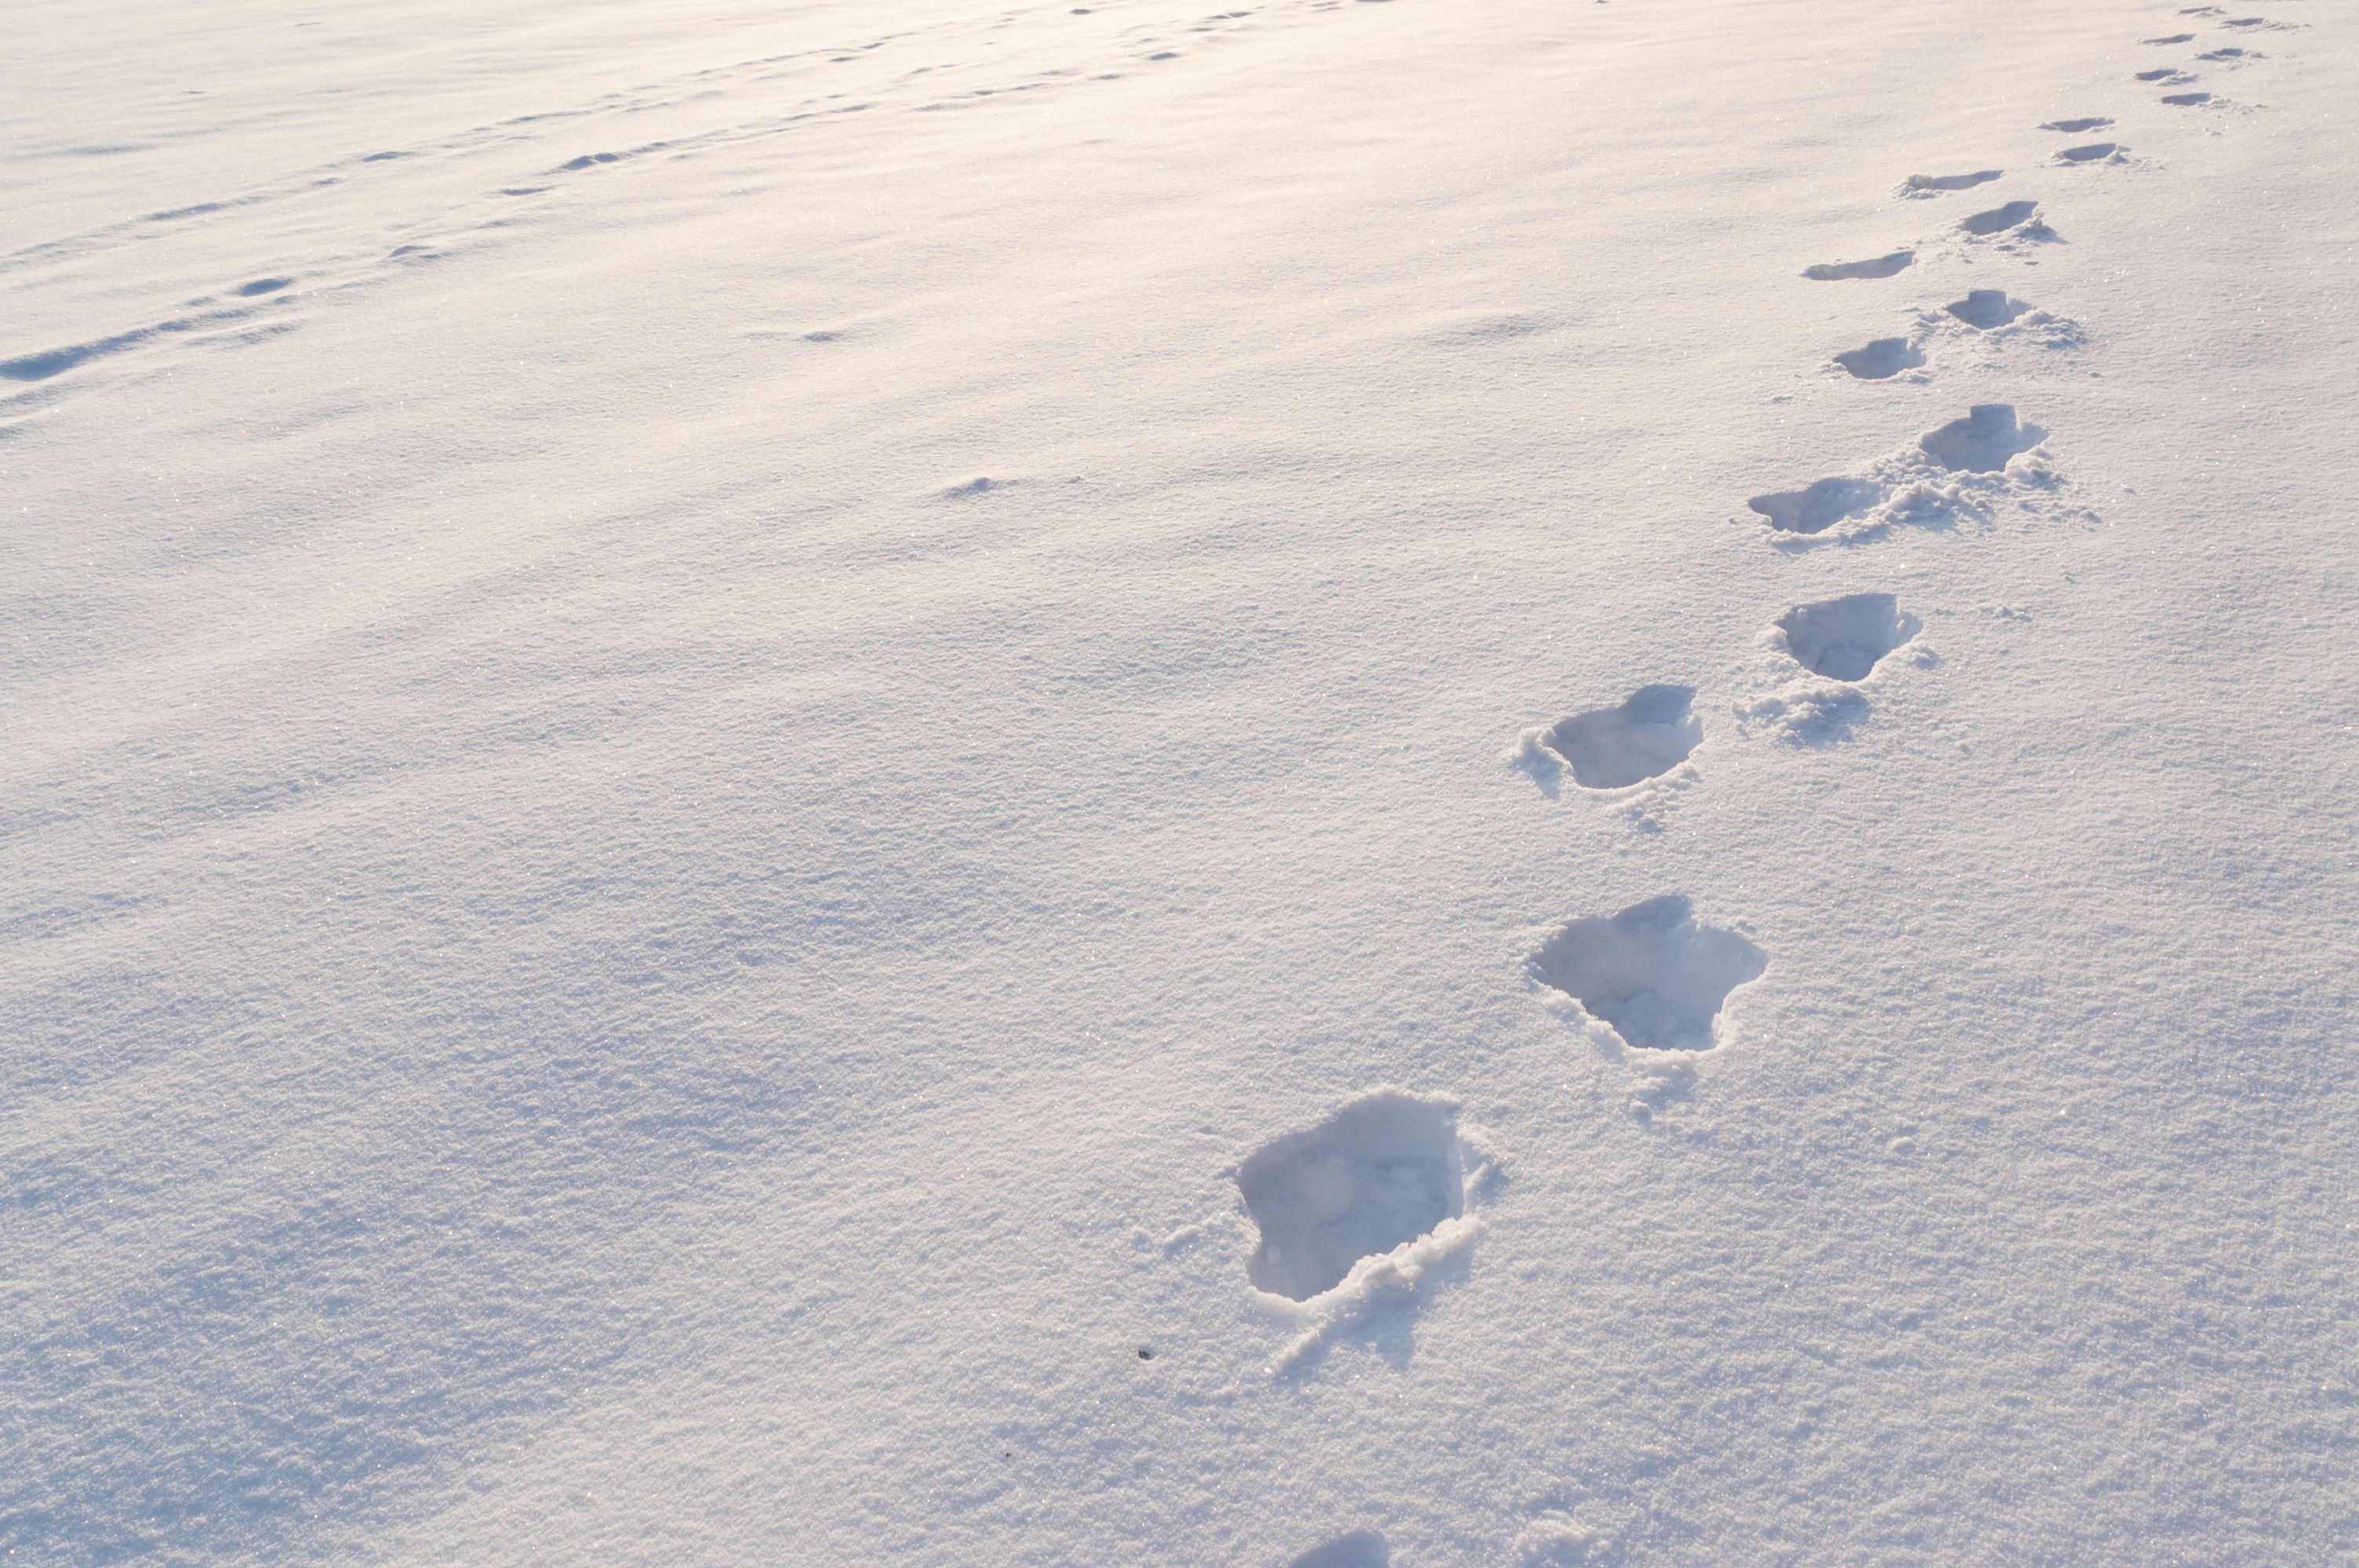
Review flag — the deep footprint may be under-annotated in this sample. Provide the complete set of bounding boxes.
[1536,684,1701,789]
[1946,289,2029,328]
[1237,1091,1470,1301]
[1920,404,2042,472]
[1748,476,1883,535]
[1531,895,1767,1052]
[1834,336,1925,379]
[1779,593,1921,680]
[1959,199,2039,235]
[2058,141,2121,162]
[2163,91,2213,105]
[2137,67,2193,82]
[1903,169,2001,194]
[1802,249,1914,281]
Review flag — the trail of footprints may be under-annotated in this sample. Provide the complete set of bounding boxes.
[1219,5,2308,1413]
[0,0,1331,420]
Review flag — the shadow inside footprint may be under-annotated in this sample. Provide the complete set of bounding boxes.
[2040,116,2113,132]
[1834,336,1925,379]
[1959,199,2039,235]
[1748,476,1883,535]
[1238,1094,1467,1302]
[1779,593,1921,680]
[1946,289,2029,328]
[2162,91,2213,105]
[1903,169,2001,194]
[1289,1533,1391,1568]
[2058,141,2121,162]
[1531,895,1767,1052]
[1920,404,2042,471]
[1538,684,1700,789]
[1802,249,1913,281]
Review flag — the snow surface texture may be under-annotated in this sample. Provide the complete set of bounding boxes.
[5,0,2357,1563]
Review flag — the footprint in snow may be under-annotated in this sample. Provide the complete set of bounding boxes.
[2162,91,2215,105]
[2057,141,2124,164]
[1945,288,2030,328]
[1778,593,1921,680]
[2197,46,2258,60]
[2041,117,2113,132]
[1920,403,2044,472]
[2143,32,2195,43]
[1739,596,1922,746]
[1237,1091,1485,1303]
[1802,249,1913,281]
[1834,336,1925,379]
[1748,476,1885,535]
[1900,169,2000,198]
[1531,895,1767,1053]
[1288,1533,1390,1568]
[2137,67,2194,82]
[1958,198,2040,236]
[1517,684,1700,792]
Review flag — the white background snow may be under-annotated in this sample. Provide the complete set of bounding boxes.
[4,0,2356,1563]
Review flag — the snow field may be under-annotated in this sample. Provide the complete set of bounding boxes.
[4,0,2356,1563]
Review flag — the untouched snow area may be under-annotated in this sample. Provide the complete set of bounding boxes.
[5,0,2357,1562]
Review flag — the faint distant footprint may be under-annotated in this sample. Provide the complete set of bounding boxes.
[1518,684,1700,791]
[2040,117,2114,132]
[1802,249,1913,281]
[1531,895,1767,1052]
[2137,67,2194,82]
[2142,31,2196,43]
[1900,169,2001,198]
[1833,336,1925,379]
[1778,593,1921,679]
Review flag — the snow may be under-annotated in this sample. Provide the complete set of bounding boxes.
[4,0,2357,1563]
